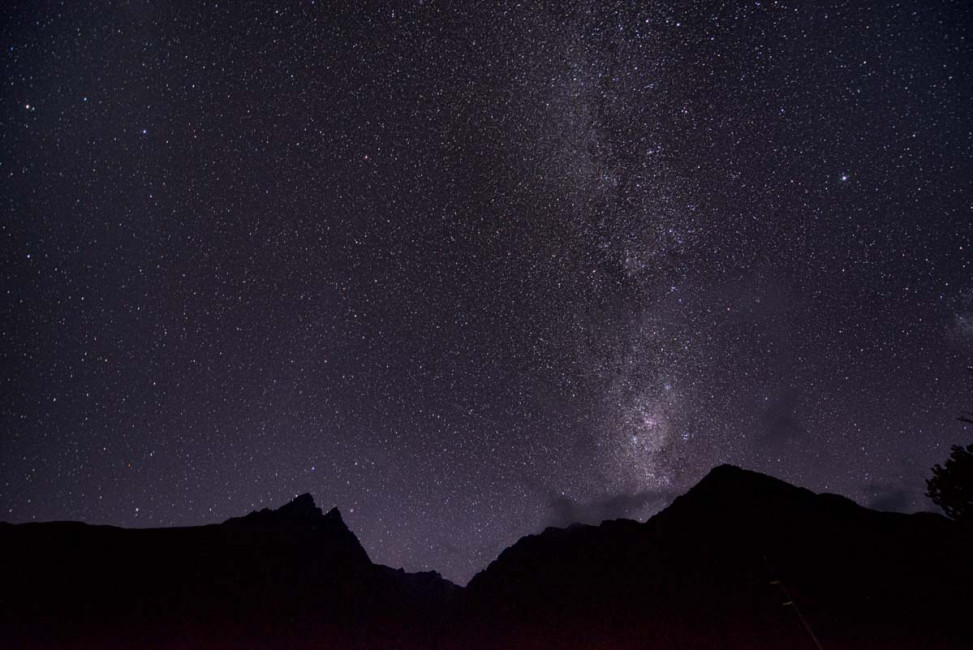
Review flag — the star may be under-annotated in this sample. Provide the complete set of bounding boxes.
[1,0,968,587]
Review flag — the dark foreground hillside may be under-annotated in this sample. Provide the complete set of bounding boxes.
[0,494,457,649]
[454,465,973,649]
[2,466,970,649]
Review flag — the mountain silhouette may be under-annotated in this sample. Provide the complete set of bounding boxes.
[0,493,456,649]
[2,466,971,649]
[456,465,972,649]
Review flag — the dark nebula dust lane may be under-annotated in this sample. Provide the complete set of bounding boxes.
[2,1,972,583]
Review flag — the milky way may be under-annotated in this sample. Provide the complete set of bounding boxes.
[2,1,972,583]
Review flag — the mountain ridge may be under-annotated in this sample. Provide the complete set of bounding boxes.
[2,464,970,649]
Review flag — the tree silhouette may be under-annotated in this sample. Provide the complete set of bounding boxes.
[926,443,973,524]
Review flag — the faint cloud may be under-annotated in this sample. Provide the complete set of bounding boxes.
[543,489,674,528]
[865,482,911,513]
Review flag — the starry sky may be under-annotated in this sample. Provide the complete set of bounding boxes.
[2,0,972,584]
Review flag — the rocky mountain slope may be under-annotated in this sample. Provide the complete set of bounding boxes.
[2,465,970,649]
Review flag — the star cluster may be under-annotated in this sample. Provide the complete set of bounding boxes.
[2,0,972,583]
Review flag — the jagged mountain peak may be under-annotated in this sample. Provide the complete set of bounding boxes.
[276,492,323,519]
[223,493,351,532]
[2,469,971,649]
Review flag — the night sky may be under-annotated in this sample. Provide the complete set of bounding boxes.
[2,0,972,584]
